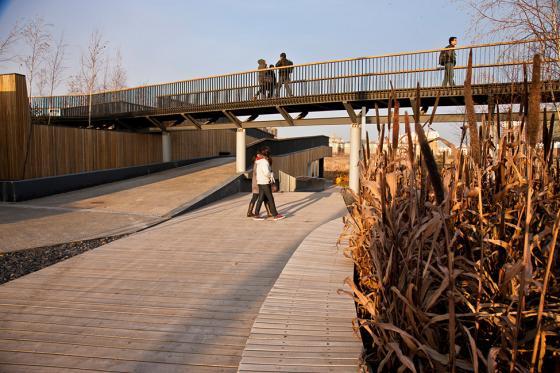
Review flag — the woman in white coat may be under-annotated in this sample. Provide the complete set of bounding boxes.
[253,146,285,221]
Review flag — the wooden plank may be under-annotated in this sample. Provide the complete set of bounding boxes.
[0,339,242,367]
[0,329,245,355]
[238,219,361,372]
[0,351,238,373]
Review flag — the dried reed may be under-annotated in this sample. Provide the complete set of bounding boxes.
[341,54,560,372]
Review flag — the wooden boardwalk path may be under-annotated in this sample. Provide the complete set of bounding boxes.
[238,219,361,372]
[0,190,356,372]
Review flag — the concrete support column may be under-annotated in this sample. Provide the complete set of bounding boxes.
[236,128,246,173]
[162,131,172,163]
[348,107,365,193]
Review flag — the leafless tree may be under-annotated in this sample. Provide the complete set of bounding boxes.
[462,0,560,121]
[36,67,48,96]
[46,33,66,124]
[21,17,52,100]
[81,30,107,126]
[463,1,559,70]
[0,21,22,64]
[99,48,127,91]
[109,48,127,90]
[464,0,559,38]
[67,73,87,94]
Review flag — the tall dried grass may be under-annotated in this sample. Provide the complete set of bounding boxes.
[341,54,560,372]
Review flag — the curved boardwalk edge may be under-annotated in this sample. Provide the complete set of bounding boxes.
[238,218,362,373]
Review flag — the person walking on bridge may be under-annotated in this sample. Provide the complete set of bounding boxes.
[440,37,457,87]
[275,53,294,97]
[253,146,285,221]
[267,64,277,98]
[253,59,269,99]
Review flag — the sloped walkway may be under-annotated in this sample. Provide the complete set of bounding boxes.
[0,190,350,372]
[0,157,236,252]
[238,218,361,372]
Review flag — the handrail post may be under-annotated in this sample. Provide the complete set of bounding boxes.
[236,128,246,173]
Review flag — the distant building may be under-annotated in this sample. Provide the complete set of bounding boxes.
[329,135,345,155]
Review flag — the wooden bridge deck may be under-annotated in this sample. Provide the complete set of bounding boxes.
[0,190,357,372]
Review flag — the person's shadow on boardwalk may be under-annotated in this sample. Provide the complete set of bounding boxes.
[275,191,333,217]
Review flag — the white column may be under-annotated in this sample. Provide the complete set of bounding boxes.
[236,128,246,173]
[348,107,364,193]
[162,131,172,163]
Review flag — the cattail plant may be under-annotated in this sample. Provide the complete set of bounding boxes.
[341,54,560,372]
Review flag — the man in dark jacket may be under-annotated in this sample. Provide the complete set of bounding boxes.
[275,52,294,97]
[439,36,457,86]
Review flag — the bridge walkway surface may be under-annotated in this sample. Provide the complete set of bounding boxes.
[0,157,237,253]
[0,189,361,372]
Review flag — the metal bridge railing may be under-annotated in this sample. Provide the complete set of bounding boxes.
[30,39,556,118]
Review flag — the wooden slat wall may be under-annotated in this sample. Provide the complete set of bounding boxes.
[170,129,258,161]
[271,146,332,177]
[0,74,31,180]
[21,125,163,179]
[7,125,261,180]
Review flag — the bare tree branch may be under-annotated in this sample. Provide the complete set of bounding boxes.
[110,48,127,90]
[47,32,66,125]
[0,21,22,64]
[21,16,52,100]
[81,30,107,126]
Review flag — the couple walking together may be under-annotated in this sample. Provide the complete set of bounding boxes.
[254,52,294,99]
[247,146,285,221]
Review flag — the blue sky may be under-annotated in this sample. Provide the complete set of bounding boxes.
[0,0,472,141]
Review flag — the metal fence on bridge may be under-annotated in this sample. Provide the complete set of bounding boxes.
[31,39,556,118]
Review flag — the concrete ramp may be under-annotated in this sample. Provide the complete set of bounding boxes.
[0,158,236,252]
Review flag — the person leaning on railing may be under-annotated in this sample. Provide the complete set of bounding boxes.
[439,36,457,87]
[275,52,294,97]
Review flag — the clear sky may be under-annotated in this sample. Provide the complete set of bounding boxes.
[0,0,473,142]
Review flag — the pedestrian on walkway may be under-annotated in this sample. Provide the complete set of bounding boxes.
[266,64,277,98]
[439,37,457,87]
[275,53,294,97]
[247,151,272,218]
[253,146,285,221]
[253,59,269,99]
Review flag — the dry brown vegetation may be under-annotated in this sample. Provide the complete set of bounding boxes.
[325,154,350,186]
[341,54,560,372]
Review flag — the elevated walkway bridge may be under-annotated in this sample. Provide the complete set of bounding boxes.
[31,39,558,131]
[29,39,560,190]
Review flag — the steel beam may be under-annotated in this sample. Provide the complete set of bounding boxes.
[180,113,202,129]
[222,110,242,128]
[343,102,358,124]
[276,106,294,126]
[148,112,549,131]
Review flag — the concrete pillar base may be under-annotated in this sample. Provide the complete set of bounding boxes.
[162,131,172,163]
[236,128,246,173]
